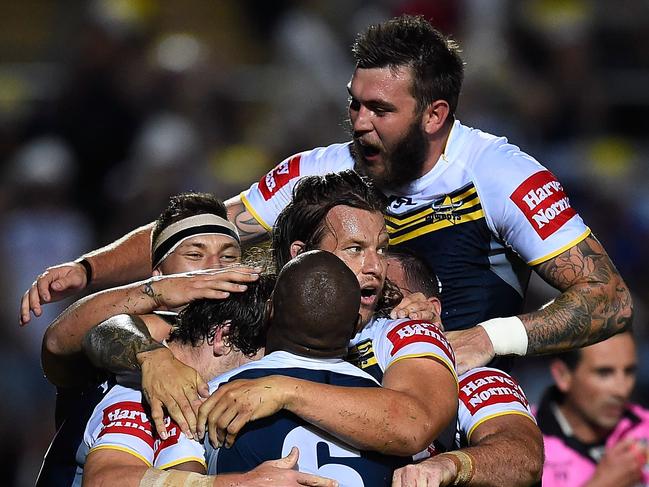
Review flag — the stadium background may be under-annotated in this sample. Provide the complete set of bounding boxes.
[0,1,647,484]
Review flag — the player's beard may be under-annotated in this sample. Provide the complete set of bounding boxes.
[350,119,429,190]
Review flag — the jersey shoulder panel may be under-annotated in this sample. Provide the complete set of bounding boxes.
[85,385,205,470]
[455,123,590,264]
[370,318,456,380]
[457,367,535,442]
[241,142,354,229]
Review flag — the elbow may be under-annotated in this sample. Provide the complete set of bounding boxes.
[605,277,633,336]
[616,281,634,334]
[83,468,114,487]
[516,428,544,486]
[43,326,64,356]
[378,431,433,456]
[527,442,544,485]
[382,401,457,456]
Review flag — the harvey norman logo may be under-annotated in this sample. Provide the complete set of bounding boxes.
[100,401,180,449]
[386,320,454,362]
[459,370,529,415]
[510,170,577,240]
[259,154,301,201]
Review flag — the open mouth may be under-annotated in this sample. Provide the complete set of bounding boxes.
[360,286,378,306]
[356,139,381,159]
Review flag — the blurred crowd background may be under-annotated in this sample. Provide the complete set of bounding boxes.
[1,0,648,485]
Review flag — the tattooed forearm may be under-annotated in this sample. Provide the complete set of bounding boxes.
[142,281,162,307]
[225,198,270,244]
[522,235,633,354]
[82,314,165,373]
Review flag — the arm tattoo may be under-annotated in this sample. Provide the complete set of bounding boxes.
[227,200,270,244]
[82,314,165,374]
[523,235,633,354]
[142,280,162,307]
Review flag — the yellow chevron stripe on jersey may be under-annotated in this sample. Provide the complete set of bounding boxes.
[385,198,483,233]
[385,207,434,226]
[389,208,486,245]
[348,339,378,369]
[456,185,478,202]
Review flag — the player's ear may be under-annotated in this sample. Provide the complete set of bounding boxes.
[212,323,231,356]
[422,99,450,135]
[550,359,573,393]
[289,241,306,259]
[428,296,442,325]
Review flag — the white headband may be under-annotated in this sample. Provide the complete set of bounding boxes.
[152,214,240,269]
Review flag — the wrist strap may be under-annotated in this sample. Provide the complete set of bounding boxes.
[74,258,93,287]
[440,450,476,486]
[478,316,528,356]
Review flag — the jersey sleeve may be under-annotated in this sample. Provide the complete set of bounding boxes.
[474,144,590,266]
[89,398,205,470]
[375,319,457,382]
[457,367,535,443]
[240,143,355,230]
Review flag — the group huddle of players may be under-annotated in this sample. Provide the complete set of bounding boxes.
[24,14,633,487]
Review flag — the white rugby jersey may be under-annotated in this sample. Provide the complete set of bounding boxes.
[241,120,590,332]
[456,366,535,446]
[73,384,205,486]
[348,321,533,458]
[348,317,457,384]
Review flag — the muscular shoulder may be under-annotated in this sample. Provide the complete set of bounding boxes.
[366,318,455,377]
[240,142,354,229]
[453,122,547,200]
[259,142,354,195]
[457,366,535,442]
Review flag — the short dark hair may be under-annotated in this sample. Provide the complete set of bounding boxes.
[170,274,276,356]
[267,250,361,357]
[553,349,582,371]
[352,15,464,115]
[272,170,387,270]
[386,249,441,298]
[152,192,228,257]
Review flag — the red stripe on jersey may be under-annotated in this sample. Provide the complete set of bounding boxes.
[386,320,454,362]
[258,154,301,201]
[459,369,529,416]
[153,424,182,461]
[99,401,154,448]
[509,170,576,240]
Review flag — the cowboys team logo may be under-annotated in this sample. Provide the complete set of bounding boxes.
[429,195,463,223]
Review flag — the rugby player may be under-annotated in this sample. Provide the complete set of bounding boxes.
[206,250,407,486]
[37,192,260,485]
[385,250,543,487]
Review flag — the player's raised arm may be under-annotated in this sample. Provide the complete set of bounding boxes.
[20,193,270,325]
[20,223,153,325]
[524,235,632,353]
[448,235,633,373]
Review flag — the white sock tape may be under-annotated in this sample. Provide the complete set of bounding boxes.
[478,316,528,356]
